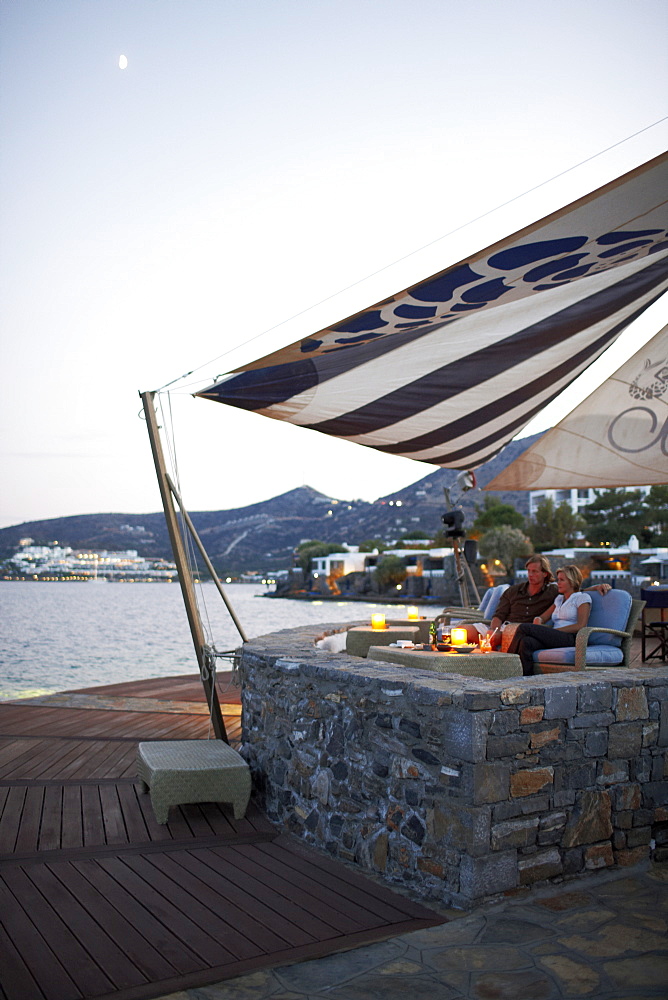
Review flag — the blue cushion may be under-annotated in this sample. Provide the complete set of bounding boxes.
[535,646,624,666]
[484,584,509,620]
[478,587,495,616]
[585,590,631,647]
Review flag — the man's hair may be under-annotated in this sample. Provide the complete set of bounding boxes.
[557,564,583,592]
[525,554,554,583]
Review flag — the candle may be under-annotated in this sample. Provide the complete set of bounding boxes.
[451,628,467,645]
[407,606,419,620]
[371,613,386,631]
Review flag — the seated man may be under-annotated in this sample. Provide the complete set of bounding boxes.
[458,554,610,647]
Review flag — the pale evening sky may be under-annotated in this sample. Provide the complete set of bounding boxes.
[1,0,667,529]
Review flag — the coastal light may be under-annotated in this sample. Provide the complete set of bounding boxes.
[451,628,467,645]
[371,613,386,630]
[407,606,419,620]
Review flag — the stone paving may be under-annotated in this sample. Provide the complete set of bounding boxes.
[158,861,668,999]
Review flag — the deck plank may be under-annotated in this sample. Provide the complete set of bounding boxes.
[0,878,78,1000]
[2,864,115,997]
[0,674,445,1000]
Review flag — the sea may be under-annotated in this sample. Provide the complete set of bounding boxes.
[0,581,435,701]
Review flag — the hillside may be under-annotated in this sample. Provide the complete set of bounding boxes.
[0,434,542,573]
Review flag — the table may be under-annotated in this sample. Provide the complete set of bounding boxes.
[346,625,420,658]
[387,618,432,643]
[366,645,523,680]
[136,740,251,824]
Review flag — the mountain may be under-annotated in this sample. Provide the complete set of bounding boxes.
[0,434,542,573]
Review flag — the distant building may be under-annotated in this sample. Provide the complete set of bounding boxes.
[529,486,651,518]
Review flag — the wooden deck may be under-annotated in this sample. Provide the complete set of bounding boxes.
[0,672,444,1000]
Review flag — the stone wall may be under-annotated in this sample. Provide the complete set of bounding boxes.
[239,622,668,908]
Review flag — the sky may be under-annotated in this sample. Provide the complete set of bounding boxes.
[1,0,667,529]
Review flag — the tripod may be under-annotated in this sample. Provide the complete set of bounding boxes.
[452,537,481,609]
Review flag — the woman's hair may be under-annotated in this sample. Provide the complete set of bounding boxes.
[525,554,554,583]
[557,564,583,592]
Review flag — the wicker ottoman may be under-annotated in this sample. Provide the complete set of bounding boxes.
[136,740,251,824]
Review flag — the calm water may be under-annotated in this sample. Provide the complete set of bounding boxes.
[0,581,433,700]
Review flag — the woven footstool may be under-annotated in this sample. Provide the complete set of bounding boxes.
[136,740,251,824]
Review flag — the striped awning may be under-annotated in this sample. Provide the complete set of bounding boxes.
[198,152,668,470]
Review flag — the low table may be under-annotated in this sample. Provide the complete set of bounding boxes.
[346,625,420,658]
[136,740,251,824]
[367,645,523,680]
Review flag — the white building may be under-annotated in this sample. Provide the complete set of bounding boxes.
[529,486,651,519]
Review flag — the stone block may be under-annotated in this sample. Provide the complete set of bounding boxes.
[658,702,668,746]
[520,705,545,725]
[494,793,551,821]
[615,845,650,866]
[491,816,539,850]
[440,707,490,763]
[643,721,659,747]
[611,782,641,811]
[562,846,584,874]
[510,767,554,798]
[401,813,426,845]
[530,725,561,750]
[490,709,520,735]
[613,810,633,829]
[459,849,518,898]
[597,759,629,786]
[500,686,531,705]
[540,810,567,833]
[544,685,578,720]
[584,730,608,757]
[615,686,649,722]
[626,825,651,847]
[470,761,510,805]
[584,842,614,869]
[417,855,445,877]
[578,682,612,713]
[553,789,576,807]
[562,790,612,847]
[518,847,562,884]
[564,761,597,789]
[607,722,643,759]
[487,733,530,758]
[427,802,491,857]
[568,711,615,729]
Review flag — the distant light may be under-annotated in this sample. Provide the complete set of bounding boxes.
[225,577,232,583]
[119,54,128,69]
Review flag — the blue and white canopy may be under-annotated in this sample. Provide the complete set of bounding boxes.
[198,152,668,471]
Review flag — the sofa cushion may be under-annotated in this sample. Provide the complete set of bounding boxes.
[585,590,631,647]
[535,646,624,666]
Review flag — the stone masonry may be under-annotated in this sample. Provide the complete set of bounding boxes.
[238,621,668,908]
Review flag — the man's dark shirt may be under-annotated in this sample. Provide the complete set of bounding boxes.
[495,581,558,623]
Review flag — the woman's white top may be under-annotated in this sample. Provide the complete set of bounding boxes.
[553,591,591,629]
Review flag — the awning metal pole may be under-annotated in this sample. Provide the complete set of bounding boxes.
[140,390,227,742]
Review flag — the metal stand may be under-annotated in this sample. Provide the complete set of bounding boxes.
[453,538,481,609]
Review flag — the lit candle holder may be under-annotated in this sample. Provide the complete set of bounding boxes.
[407,606,419,620]
[451,628,468,645]
[371,613,386,631]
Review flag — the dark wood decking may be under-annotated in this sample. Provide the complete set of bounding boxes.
[0,672,444,1000]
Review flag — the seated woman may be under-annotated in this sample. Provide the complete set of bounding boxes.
[507,565,592,676]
